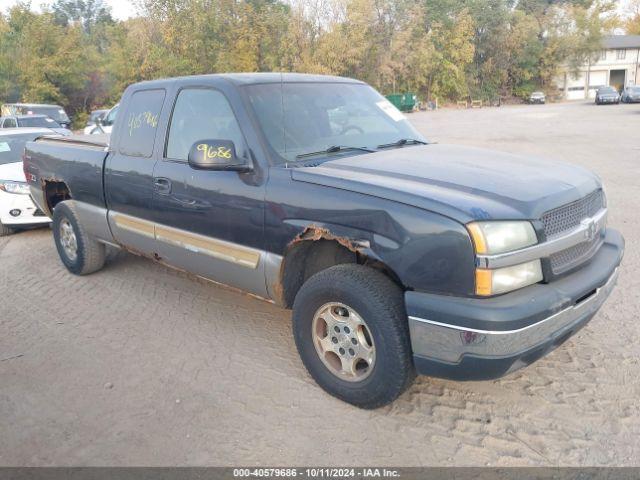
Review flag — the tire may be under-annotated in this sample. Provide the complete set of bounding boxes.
[0,220,14,237]
[292,264,415,409]
[52,201,105,275]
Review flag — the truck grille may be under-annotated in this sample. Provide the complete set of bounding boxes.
[542,189,605,274]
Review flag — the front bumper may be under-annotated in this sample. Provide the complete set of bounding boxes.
[0,189,51,227]
[406,229,624,380]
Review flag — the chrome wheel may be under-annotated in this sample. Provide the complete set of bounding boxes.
[312,302,375,382]
[59,218,78,262]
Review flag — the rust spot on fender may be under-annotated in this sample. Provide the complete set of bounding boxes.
[272,225,366,307]
[289,224,361,253]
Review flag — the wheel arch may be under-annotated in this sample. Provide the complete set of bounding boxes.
[274,224,405,308]
[42,180,71,216]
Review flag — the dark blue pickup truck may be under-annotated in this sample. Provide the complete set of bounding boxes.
[24,73,624,408]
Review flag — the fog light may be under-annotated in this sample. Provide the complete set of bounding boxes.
[9,209,21,217]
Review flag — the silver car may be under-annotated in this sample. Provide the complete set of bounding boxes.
[621,85,640,103]
[0,114,71,135]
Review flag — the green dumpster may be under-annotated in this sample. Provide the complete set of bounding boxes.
[385,93,417,112]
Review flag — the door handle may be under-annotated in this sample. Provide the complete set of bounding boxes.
[153,177,171,194]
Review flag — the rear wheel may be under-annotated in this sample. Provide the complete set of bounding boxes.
[292,264,415,408]
[0,221,14,237]
[52,201,105,275]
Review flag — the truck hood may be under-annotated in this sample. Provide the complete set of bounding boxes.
[290,144,601,223]
[0,161,26,182]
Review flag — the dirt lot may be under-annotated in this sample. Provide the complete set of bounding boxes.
[1,101,639,466]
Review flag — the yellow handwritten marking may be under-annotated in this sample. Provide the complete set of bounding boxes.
[128,111,159,137]
[197,144,232,159]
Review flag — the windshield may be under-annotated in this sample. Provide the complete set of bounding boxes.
[246,82,426,163]
[0,132,41,165]
[27,106,69,123]
[600,87,617,94]
[18,116,61,128]
[102,105,119,126]
[628,87,640,93]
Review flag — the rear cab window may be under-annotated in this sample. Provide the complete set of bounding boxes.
[119,90,166,158]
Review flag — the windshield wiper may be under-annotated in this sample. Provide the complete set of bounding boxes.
[295,145,375,160]
[377,138,428,149]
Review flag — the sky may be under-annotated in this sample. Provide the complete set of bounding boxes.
[0,0,636,23]
[0,0,139,20]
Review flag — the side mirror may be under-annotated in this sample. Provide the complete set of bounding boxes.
[188,140,250,171]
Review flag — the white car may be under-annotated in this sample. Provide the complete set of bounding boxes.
[0,128,53,235]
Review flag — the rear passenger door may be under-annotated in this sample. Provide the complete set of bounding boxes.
[105,88,166,255]
[152,80,268,297]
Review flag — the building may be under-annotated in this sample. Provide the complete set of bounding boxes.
[558,35,640,100]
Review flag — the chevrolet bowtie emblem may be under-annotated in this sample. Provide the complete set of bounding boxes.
[581,217,597,242]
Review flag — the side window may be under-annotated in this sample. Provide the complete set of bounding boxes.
[166,88,245,161]
[119,90,165,158]
[4,118,17,128]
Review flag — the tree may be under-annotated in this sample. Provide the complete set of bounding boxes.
[52,0,114,33]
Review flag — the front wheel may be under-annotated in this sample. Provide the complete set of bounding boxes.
[292,264,415,408]
[52,201,106,275]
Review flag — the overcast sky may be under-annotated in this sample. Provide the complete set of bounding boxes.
[0,0,139,20]
[1,0,636,23]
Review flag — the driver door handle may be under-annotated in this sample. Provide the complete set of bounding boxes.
[153,177,172,194]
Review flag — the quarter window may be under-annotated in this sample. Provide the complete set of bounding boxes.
[119,89,165,158]
[166,88,245,161]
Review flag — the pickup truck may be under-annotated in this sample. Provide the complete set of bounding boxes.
[24,73,624,408]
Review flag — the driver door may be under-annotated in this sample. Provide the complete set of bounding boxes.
[152,81,268,297]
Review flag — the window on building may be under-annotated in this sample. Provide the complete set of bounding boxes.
[600,50,607,60]
[616,49,626,60]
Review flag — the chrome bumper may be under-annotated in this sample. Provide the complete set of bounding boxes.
[409,267,619,364]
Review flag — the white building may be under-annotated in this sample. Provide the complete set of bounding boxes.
[558,35,640,100]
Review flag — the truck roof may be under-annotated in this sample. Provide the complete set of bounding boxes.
[129,72,365,89]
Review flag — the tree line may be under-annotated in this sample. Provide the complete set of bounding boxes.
[0,0,620,127]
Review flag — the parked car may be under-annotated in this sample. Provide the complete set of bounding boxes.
[1,103,71,128]
[529,91,546,104]
[0,115,71,135]
[88,104,118,135]
[83,109,109,135]
[620,85,640,103]
[24,74,624,408]
[0,128,53,235]
[595,86,620,105]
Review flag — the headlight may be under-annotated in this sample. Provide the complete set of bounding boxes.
[0,181,31,195]
[476,260,543,296]
[467,221,537,255]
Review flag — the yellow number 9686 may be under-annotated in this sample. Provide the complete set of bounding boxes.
[197,143,232,159]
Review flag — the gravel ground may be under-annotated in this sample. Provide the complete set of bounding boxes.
[1,101,639,466]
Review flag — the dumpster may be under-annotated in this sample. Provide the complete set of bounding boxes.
[385,93,417,112]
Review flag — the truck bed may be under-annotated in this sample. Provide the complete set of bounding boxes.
[25,134,110,215]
